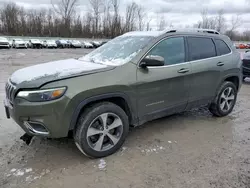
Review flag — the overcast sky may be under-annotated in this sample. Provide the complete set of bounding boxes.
[1,0,250,31]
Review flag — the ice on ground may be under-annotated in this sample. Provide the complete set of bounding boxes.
[25,168,32,173]
[98,159,106,170]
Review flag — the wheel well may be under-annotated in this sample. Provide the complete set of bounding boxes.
[225,76,239,90]
[77,97,132,125]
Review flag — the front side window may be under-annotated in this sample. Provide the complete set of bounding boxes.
[214,39,231,55]
[147,37,185,65]
[187,37,216,61]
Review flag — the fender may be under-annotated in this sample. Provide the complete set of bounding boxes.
[69,92,137,130]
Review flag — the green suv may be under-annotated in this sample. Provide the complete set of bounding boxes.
[4,29,242,158]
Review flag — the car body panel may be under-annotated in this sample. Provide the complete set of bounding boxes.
[4,31,242,138]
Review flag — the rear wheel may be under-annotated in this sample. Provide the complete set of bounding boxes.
[74,102,129,158]
[209,81,237,117]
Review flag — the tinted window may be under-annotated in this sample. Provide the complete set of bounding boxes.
[187,37,216,61]
[214,39,231,55]
[148,37,185,65]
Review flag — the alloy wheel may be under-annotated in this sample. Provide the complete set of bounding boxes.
[86,113,123,152]
[219,87,235,112]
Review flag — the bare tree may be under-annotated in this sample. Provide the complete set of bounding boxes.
[124,2,138,32]
[158,15,166,31]
[51,0,79,36]
[216,9,226,32]
[227,14,242,39]
[137,5,146,31]
[88,0,103,35]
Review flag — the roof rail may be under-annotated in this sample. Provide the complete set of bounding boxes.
[164,28,220,35]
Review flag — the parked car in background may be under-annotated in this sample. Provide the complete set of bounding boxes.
[29,39,42,49]
[56,40,70,48]
[69,40,82,48]
[43,40,57,48]
[242,51,250,81]
[12,39,27,49]
[99,41,108,46]
[246,44,250,49]
[239,43,247,49]
[91,41,102,48]
[0,37,11,49]
[82,41,94,48]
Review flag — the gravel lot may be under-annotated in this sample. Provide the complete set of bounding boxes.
[0,48,250,188]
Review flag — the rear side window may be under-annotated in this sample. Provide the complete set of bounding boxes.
[187,37,216,61]
[214,39,231,55]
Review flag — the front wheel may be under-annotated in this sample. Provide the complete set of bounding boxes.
[209,81,237,117]
[74,102,129,158]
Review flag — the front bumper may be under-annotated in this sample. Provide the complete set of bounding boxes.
[4,96,71,138]
[16,44,26,48]
[0,44,10,48]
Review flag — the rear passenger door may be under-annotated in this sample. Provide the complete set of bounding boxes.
[186,36,224,109]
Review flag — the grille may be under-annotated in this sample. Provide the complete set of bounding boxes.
[5,81,16,103]
[0,42,8,45]
[243,59,250,69]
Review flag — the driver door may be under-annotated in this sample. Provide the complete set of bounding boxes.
[136,36,192,122]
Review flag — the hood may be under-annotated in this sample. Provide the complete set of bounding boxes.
[10,58,115,88]
[0,38,9,42]
[15,41,25,44]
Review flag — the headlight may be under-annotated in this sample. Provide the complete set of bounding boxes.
[17,87,67,102]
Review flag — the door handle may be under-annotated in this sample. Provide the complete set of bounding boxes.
[178,68,189,73]
[217,62,224,66]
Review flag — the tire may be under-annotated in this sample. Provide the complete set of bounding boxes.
[209,81,237,117]
[74,102,129,158]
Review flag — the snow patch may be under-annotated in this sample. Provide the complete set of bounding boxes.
[10,168,17,172]
[123,31,165,37]
[14,170,25,176]
[141,145,165,153]
[98,159,106,170]
[10,58,108,84]
[168,141,172,144]
[25,168,33,173]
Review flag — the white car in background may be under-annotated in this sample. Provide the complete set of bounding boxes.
[82,41,94,48]
[43,40,57,48]
[0,37,11,49]
[12,39,27,49]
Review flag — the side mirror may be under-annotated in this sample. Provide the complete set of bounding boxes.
[140,55,165,68]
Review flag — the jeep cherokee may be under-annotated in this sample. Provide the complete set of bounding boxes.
[4,29,242,158]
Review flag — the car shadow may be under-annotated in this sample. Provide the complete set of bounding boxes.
[2,106,228,175]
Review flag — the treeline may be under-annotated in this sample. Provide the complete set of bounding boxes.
[0,0,147,38]
[0,1,249,41]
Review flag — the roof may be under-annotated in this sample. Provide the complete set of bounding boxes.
[122,28,220,37]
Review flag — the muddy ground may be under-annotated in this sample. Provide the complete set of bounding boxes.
[0,48,250,188]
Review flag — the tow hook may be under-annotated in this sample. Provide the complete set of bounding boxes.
[20,133,33,145]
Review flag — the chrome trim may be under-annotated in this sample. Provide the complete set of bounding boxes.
[147,62,190,69]
[23,121,50,136]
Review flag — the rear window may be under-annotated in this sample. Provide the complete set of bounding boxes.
[214,39,231,55]
[187,37,216,61]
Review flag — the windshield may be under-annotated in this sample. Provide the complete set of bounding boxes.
[47,40,55,44]
[79,36,153,66]
[0,37,8,41]
[15,39,23,41]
